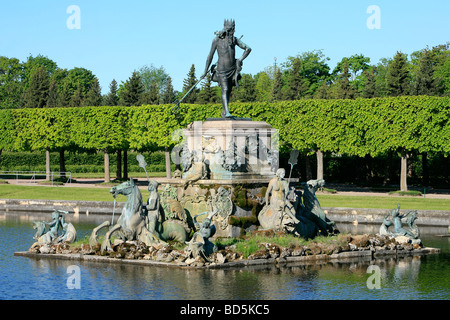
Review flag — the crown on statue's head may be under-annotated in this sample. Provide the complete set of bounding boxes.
[224,19,235,30]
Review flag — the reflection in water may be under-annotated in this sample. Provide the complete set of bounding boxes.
[16,253,439,300]
[1,214,449,300]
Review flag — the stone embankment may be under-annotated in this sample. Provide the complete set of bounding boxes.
[15,233,440,269]
[1,198,448,226]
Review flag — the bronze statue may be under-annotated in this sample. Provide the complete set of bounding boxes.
[300,179,338,236]
[202,19,252,118]
[30,209,77,249]
[258,168,300,234]
[380,204,420,239]
[145,180,162,239]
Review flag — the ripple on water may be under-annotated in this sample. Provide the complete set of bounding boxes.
[1,218,449,300]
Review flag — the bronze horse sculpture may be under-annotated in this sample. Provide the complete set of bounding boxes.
[98,178,156,252]
[90,178,192,253]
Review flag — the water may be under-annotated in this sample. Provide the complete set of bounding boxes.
[0,213,449,300]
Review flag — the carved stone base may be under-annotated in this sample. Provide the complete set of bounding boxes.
[182,119,279,180]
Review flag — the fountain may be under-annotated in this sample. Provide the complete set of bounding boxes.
[16,19,440,269]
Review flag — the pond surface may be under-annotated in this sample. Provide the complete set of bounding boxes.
[0,213,449,300]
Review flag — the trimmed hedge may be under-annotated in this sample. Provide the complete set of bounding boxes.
[1,97,448,155]
[0,97,448,184]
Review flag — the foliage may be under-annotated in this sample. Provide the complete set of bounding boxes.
[0,109,15,151]
[332,54,371,82]
[386,51,410,96]
[232,73,256,102]
[71,106,130,152]
[82,78,102,107]
[119,72,144,106]
[330,60,356,99]
[161,76,176,104]
[181,64,198,104]
[103,79,119,106]
[22,66,50,108]
[1,43,448,112]
[137,64,170,98]
[283,50,331,99]
[0,93,448,190]
[196,74,219,104]
[1,96,448,156]
[21,54,58,87]
[0,56,24,109]
[128,104,182,150]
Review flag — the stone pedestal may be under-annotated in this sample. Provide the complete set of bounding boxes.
[165,118,285,238]
[182,119,279,181]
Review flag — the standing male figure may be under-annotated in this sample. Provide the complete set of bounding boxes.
[203,19,252,118]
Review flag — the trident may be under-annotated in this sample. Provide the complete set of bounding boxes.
[136,154,150,184]
[171,66,212,114]
[287,149,299,187]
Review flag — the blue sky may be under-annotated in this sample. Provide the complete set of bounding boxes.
[0,0,449,94]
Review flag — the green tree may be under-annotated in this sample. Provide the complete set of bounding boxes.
[22,55,58,89]
[232,73,256,102]
[22,66,50,108]
[314,81,330,99]
[0,56,23,109]
[103,79,119,106]
[284,56,308,100]
[333,54,371,82]
[46,68,69,108]
[284,50,331,99]
[255,71,273,102]
[140,82,159,105]
[11,107,73,180]
[431,43,450,96]
[362,68,376,98]
[197,74,218,104]
[50,67,97,108]
[119,71,144,106]
[330,60,356,99]
[83,78,102,106]
[69,82,83,108]
[46,80,59,108]
[272,67,284,101]
[373,58,391,97]
[129,105,181,178]
[386,51,410,96]
[436,58,450,96]
[161,76,175,104]
[411,45,449,96]
[137,64,169,102]
[182,64,199,104]
[416,50,438,95]
[56,80,72,108]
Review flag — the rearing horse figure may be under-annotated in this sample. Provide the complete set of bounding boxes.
[100,178,155,252]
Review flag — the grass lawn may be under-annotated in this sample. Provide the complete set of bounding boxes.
[0,184,134,202]
[317,194,450,211]
[0,184,449,211]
